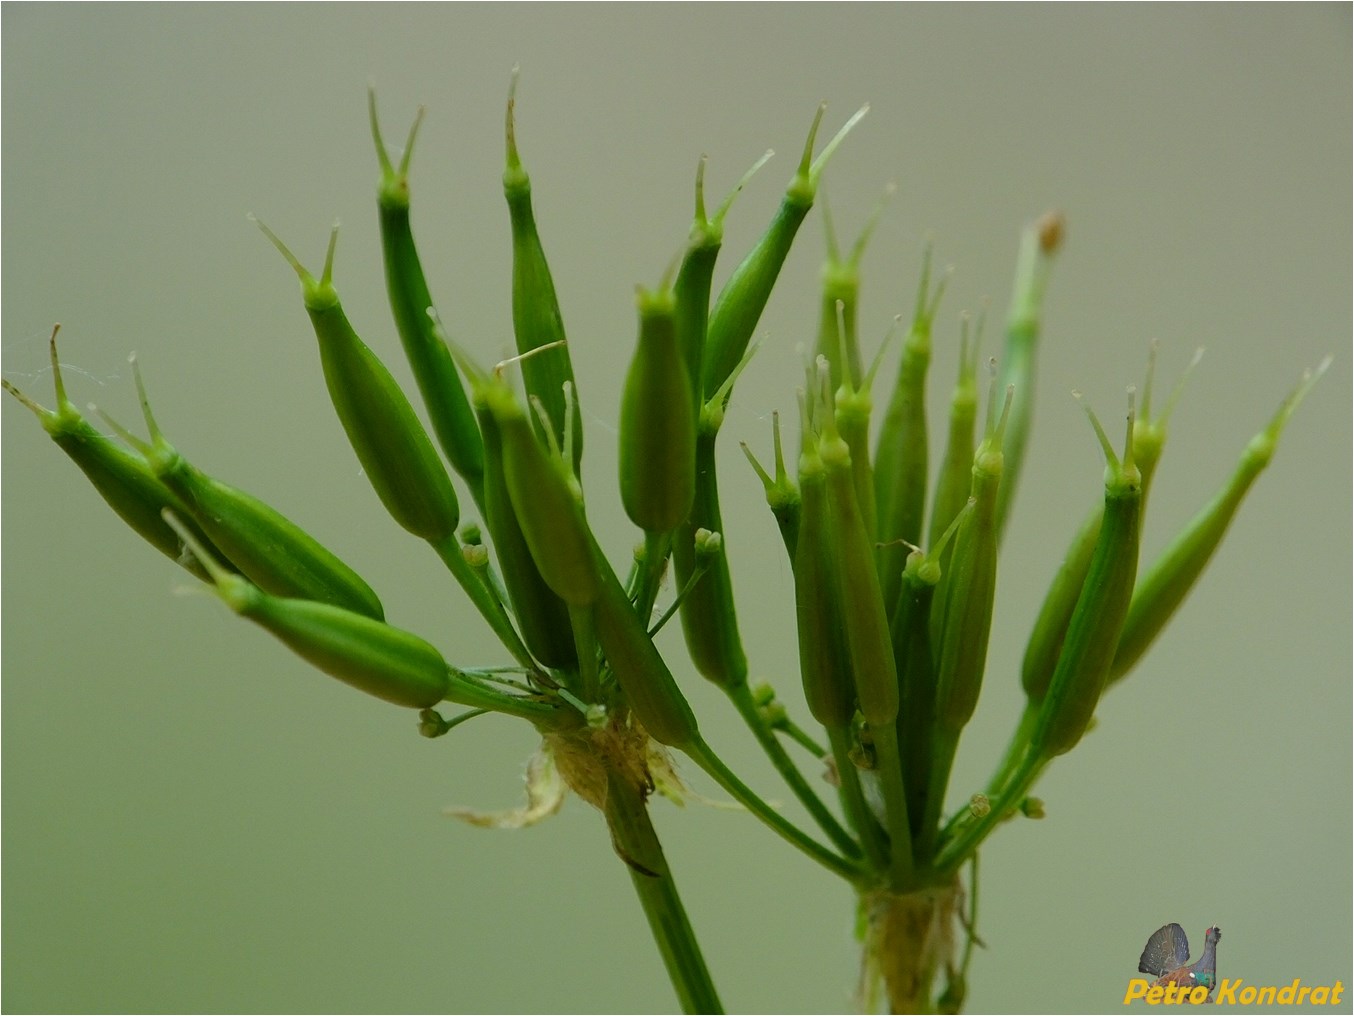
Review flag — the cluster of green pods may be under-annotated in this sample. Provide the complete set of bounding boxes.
[9,81,1326,943]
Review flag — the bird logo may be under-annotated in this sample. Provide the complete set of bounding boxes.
[1138,924,1222,1000]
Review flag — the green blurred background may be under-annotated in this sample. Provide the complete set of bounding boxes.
[4,6,1348,1013]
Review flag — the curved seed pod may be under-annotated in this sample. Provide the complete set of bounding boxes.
[835,315,900,546]
[166,512,448,709]
[931,385,1012,736]
[702,102,869,399]
[815,183,894,389]
[483,379,601,608]
[2,328,226,580]
[793,389,855,729]
[474,396,577,668]
[1109,359,1328,684]
[591,542,700,749]
[369,91,485,503]
[104,356,384,619]
[1032,391,1143,759]
[893,548,939,836]
[928,308,984,560]
[618,285,695,532]
[875,243,951,615]
[670,346,761,689]
[994,211,1065,541]
[815,359,897,729]
[1021,346,1199,702]
[503,70,583,474]
[256,219,460,544]
[740,410,799,561]
[674,151,773,420]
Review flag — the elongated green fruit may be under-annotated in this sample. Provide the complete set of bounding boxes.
[815,183,894,389]
[834,315,900,547]
[107,356,383,619]
[475,397,577,668]
[994,211,1064,541]
[483,380,601,607]
[503,71,583,474]
[928,309,983,558]
[619,285,695,532]
[592,541,700,748]
[3,328,226,581]
[816,360,897,729]
[674,151,773,421]
[875,243,950,614]
[166,512,448,708]
[1109,359,1328,684]
[703,102,869,399]
[794,389,855,729]
[369,91,485,503]
[256,219,460,544]
[893,546,941,838]
[1032,391,1142,758]
[931,386,1011,735]
[1022,346,1198,701]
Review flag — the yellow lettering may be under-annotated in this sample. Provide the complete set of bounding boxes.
[1188,985,1208,1004]
[1146,984,1164,1004]
[1215,978,1239,1005]
[1311,986,1329,1005]
[1254,985,1274,1004]
[1278,978,1301,1004]
[1124,979,1150,1003]
[1333,982,1344,1005]
[1297,986,1312,1004]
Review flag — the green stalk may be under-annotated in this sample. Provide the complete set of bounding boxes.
[602,768,723,1014]
[726,681,860,860]
[684,738,864,883]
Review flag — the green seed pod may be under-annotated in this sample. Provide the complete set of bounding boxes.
[483,379,602,608]
[256,219,460,544]
[893,505,966,838]
[1021,346,1198,702]
[793,388,855,729]
[106,356,384,620]
[930,385,1012,735]
[669,346,761,690]
[166,512,448,708]
[1109,359,1328,684]
[618,285,696,532]
[816,360,898,730]
[2,328,226,581]
[591,546,700,749]
[1032,391,1143,759]
[834,316,900,547]
[994,211,1064,541]
[814,184,894,389]
[503,71,583,475]
[927,309,984,559]
[674,151,773,421]
[672,426,748,688]
[875,243,950,615]
[474,395,577,669]
[702,103,869,400]
[740,411,800,562]
[369,91,485,504]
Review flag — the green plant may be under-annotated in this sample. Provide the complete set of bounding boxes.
[5,77,1327,1013]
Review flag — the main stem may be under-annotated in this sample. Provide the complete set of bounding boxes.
[603,767,723,1014]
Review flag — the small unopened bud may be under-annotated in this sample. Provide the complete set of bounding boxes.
[1036,210,1065,255]
[694,528,723,560]
[419,709,450,738]
[968,793,991,818]
[1020,797,1046,819]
